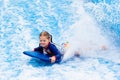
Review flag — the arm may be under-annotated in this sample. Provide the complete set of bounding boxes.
[49,44,62,60]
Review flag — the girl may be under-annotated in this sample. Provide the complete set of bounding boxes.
[34,31,62,63]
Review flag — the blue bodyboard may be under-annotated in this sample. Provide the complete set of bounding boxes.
[23,51,51,63]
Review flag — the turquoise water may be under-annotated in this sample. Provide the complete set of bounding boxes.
[0,0,120,80]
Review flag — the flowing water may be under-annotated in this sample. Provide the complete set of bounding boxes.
[0,0,120,80]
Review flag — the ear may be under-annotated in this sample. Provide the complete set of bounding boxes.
[48,38,51,42]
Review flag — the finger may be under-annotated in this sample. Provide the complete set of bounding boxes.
[51,60,54,63]
[51,59,55,63]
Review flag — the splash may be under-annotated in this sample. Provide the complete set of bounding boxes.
[62,0,112,61]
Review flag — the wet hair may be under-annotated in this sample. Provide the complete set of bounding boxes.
[39,31,53,42]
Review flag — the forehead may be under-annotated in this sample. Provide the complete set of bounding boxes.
[40,36,47,39]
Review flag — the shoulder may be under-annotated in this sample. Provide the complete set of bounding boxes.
[48,43,61,55]
[48,43,59,51]
[49,43,56,48]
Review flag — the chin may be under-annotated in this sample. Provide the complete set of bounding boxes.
[41,45,44,47]
[41,45,46,47]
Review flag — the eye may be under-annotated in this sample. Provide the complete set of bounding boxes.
[43,40,46,42]
[40,40,42,42]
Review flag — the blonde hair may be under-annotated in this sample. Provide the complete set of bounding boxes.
[39,31,52,42]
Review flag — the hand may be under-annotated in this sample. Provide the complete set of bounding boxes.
[50,56,56,63]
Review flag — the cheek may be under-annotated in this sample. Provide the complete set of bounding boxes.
[43,41,49,46]
[45,41,49,45]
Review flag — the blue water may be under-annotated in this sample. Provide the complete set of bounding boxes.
[0,0,120,80]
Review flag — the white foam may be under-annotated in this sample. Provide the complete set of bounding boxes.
[62,0,113,61]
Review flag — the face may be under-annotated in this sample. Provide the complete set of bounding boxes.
[40,36,50,47]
